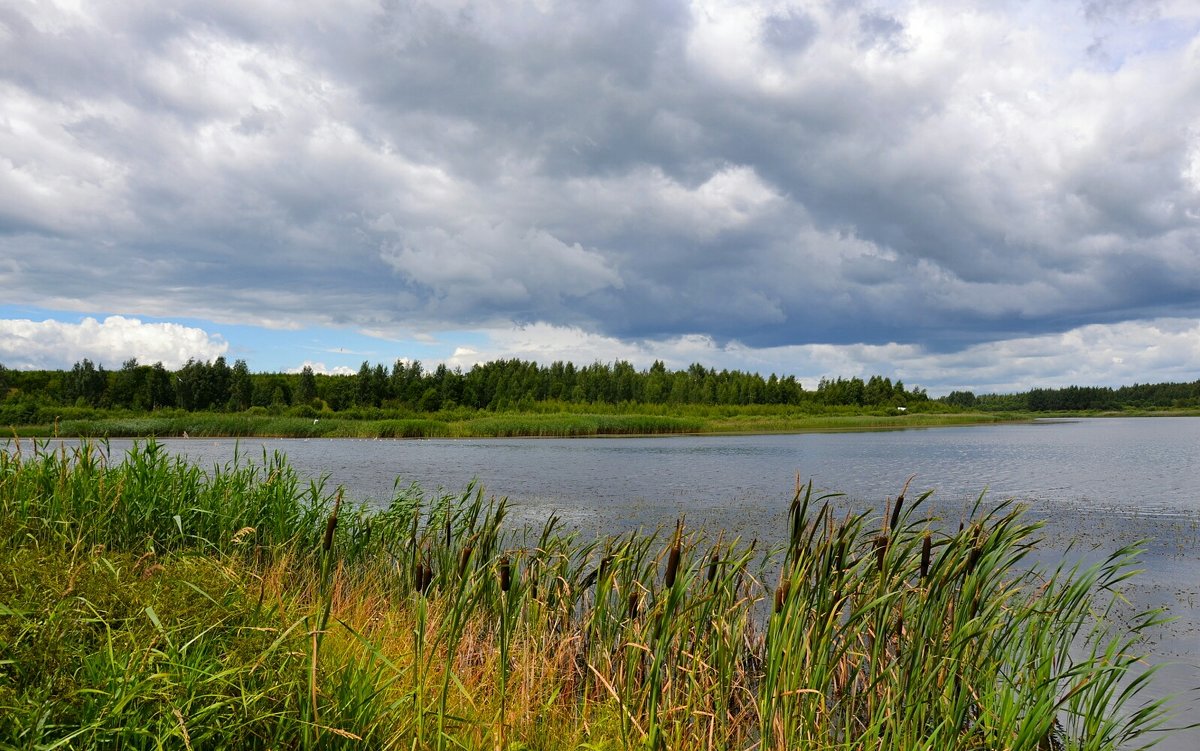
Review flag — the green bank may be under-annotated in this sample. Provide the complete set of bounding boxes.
[7,405,1031,439]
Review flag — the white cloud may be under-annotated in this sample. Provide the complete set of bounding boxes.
[380,219,622,309]
[0,315,228,369]
[436,317,1200,397]
[287,360,355,376]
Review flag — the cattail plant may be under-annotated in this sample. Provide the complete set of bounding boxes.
[664,520,682,590]
[0,441,1178,751]
[498,555,512,593]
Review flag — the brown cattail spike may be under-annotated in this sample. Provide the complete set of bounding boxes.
[498,555,512,592]
[874,534,888,572]
[964,537,984,573]
[664,520,682,589]
[890,475,914,531]
[627,591,640,620]
[707,549,719,585]
[417,563,433,596]
[920,532,932,579]
[598,554,613,584]
[774,581,791,613]
[966,527,984,574]
[322,489,344,552]
[322,515,338,552]
[889,494,904,532]
[459,545,474,577]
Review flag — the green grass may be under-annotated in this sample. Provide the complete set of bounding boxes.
[9,405,1029,439]
[0,439,1181,750]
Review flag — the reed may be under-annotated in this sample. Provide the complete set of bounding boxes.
[0,438,1181,750]
[9,406,1027,440]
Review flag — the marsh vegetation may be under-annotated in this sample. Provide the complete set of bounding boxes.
[0,440,1177,749]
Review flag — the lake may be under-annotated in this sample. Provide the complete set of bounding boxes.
[98,416,1199,748]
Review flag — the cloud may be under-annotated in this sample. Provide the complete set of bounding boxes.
[287,360,355,376]
[440,317,1200,397]
[0,0,1198,377]
[0,316,228,369]
[379,219,622,317]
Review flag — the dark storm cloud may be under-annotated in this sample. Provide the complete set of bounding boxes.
[1,0,1199,359]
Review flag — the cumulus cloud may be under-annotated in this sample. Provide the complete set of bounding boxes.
[0,316,228,369]
[1,0,1198,380]
[441,317,1200,397]
[287,360,356,376]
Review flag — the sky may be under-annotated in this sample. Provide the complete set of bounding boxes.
[1,0,1199,395]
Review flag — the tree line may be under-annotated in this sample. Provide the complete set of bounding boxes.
[3,357,1195,424]
[942,381,1200,411]
[0,357,928,420]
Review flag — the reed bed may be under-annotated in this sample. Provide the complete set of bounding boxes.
[11,409,1022,440]
[0,439,1177,750]
[457,413,704,437]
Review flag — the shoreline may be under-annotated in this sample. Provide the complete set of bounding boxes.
[7,408,1199,441]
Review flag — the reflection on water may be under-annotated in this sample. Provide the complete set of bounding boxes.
[45,417,1200,748]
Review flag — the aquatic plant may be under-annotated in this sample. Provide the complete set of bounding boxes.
[0,439,1179,749]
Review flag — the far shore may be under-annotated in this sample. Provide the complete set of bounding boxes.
[6,407,1198,441]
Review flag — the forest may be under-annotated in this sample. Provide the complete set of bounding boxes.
[0,357,927,423]
[0,356,1197,426]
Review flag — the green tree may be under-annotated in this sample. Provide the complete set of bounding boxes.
[175,359,203,410]
[295,365,317,405]
[645,360,669,404]
[148,363,175,409]
[355,361,377,407]
[210,356,232,409]
[65,359,107,407]
[943,390,977,409]
[110,359,146,409]
[230,359,253,410]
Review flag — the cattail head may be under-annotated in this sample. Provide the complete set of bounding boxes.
[964,537,984,573]
[417,563,434,596]
[774,581,791,613]
[459,544,474,577]
[889,493,905,532]
[664,520,682,589]
[707,548,720,585]
[790,497,804,548]
[874,534,888,572]
[498,555,512,592]
[598,554,613,584]
[920,532,932,579]
[322,489,344,552]
[966,526,984,574]
[627,591,640,620]
[322,514,338,552]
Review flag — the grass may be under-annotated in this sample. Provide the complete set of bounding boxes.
[0,439,1181,750]
[8,406,1027,439]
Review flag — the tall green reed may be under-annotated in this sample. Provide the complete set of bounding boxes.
[0,439,1182,750]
